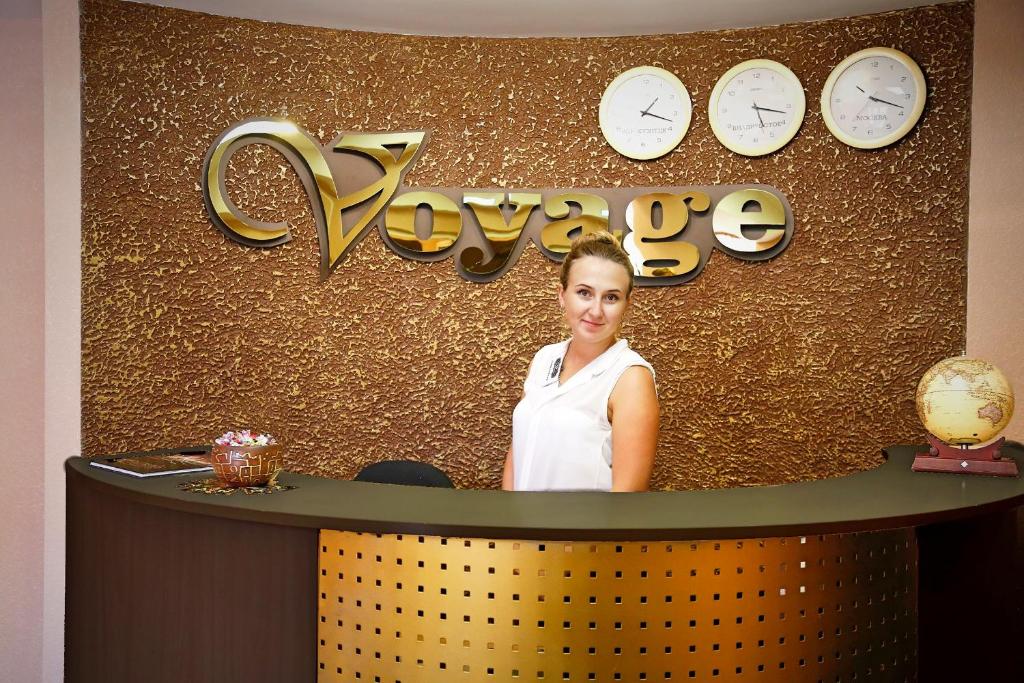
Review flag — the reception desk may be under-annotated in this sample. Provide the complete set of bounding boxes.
[65,445,1024,682]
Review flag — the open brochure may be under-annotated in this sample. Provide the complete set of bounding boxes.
[89,451,212,478]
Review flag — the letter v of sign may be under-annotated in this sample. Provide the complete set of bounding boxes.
[202,118,426,279]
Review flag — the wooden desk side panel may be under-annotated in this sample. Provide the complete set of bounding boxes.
[918,508,1024,682]
[66,471,318,683]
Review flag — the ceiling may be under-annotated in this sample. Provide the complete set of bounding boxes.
[144,0,955,37]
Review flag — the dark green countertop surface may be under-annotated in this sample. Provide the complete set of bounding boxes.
[66,445,1024,540]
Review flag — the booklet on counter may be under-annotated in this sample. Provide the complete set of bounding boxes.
[89,450,212,478]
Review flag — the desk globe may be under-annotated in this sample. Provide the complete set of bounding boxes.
[914,356,1017,475]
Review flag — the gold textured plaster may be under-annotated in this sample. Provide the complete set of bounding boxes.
[81,0,972,489]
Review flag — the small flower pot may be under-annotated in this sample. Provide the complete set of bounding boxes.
[211,443,283,487]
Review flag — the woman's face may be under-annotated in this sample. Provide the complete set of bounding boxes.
[558,255,632,347]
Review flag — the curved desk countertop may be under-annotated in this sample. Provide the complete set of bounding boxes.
[65,445,1024,540]
[66,445,1024,683]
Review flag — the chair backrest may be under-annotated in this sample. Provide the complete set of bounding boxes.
[353,460,455,488]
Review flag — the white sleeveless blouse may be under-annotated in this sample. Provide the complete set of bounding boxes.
[511,338,655,491]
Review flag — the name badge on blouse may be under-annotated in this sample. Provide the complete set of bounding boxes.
[542,356,562,386]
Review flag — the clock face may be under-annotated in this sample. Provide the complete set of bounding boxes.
[709,59,805,156]
[599,66,692,160]
[821,47,927,149]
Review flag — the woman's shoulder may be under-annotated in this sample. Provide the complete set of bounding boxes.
[618,342,654,372]
[610,344,657,401]
[610,344,655,388]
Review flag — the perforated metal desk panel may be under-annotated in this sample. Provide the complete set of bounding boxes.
[65,446,1024,682]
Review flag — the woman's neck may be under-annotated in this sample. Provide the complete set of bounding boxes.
[566,336,617,365]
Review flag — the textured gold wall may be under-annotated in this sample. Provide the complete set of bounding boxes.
[81,0,972,489]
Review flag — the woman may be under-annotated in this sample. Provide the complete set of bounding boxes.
[502,231,659,492]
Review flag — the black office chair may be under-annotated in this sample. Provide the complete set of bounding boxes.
[354,460,455,488]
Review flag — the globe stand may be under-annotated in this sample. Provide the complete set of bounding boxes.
[912,434,1018,477]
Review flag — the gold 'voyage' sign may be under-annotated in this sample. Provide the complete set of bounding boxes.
[202,118,794,285]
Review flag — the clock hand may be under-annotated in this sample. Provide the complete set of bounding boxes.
[643,111,673,123]
[752,101,765,127]
[868,94,905,109]
[641,97,659,116]
[855,81,905,108]
[752,104,787,115]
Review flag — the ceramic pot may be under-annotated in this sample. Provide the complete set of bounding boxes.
[210,443,283,487]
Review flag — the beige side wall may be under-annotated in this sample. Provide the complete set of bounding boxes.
[42,0,81,679]
[968,0,1024,440]
[0,2,46,681]
[0,0,79,680]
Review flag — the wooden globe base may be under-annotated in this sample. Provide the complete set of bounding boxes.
[912,434,1018,477]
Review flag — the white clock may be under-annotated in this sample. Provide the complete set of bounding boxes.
[599,66,692,160]
[708,59,805,156]
[821,47,927,149]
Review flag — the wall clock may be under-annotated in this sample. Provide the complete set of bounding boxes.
[820,47,927,149]
[708,59,806,156]
[599,66,692,160]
